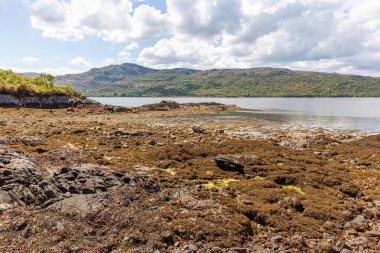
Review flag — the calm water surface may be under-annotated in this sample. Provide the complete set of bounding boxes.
[90,97,380,132]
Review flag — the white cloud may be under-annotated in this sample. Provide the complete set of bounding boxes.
[69,57,92,67]
[28,0,380,76]
[118,42,139,60]
[29,0,168,42]
[21,57,39,63]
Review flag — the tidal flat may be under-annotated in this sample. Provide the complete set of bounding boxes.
[0,101,379,252]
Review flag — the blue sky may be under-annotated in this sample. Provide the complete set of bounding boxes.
[1,0,380,76]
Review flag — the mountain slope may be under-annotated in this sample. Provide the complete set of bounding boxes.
[55,63,380,97]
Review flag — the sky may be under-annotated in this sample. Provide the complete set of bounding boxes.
[0,0,380,76]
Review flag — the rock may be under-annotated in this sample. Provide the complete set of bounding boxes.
[113,130,152,136]
[56,221,65,232]
[228,247,248,253]
[210,247,223,252]
[12,220,28,231]
[335,241,351,251]
[243,200,253,205]
[0,94,93,109]
[215,155,244,174]
[340,249,352,253]
[192,126,205,134]
[351,215,367,231]
[366,231,380,238]
[23,227,32,238]
[48,194,108,217]
[161,231,174,245]
[339,185,361,197]
[147,139,156,146]
[99,245,114,253]
[186,244,198,252]
[271,235,283,242]
[352,236,368,246]
[278,197,304,212]
[0,190,15,211]
[69,247,81,253]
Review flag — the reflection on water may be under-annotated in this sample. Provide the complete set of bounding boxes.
[90,97,380,132]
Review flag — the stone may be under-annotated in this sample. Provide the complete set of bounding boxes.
[352,236,368,246]
[12,220,27,231]
[339,185,361,197]
[228,247,248,253]
[351,215,367,231]
[161,231,174,245]
[23,227,32,238]
[192,125,206,134]
[147,139,156,146]
[48,194,108,217]
[215,155,244,173]
[271,235,283,242]
[366,231,380,238]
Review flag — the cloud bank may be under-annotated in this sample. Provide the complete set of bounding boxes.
[29,0,380,76]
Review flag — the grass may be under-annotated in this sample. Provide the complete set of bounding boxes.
[254,176,266,180]
[0,69,80,97]
[163,168,176,176]
[202,178,239,189]
[282,185,305,195]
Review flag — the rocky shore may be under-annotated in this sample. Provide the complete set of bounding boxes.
[0,94,97,108]
[0,102,379,252]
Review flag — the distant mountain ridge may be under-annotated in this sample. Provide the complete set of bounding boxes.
[55,63,380,97]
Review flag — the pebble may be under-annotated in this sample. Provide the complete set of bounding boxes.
[12,220,27,231]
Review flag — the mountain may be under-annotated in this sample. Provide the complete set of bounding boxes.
[55,63,380,97]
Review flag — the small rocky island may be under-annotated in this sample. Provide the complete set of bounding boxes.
[0,95,379,252]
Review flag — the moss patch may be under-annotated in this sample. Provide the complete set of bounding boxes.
[282,185,305,195]
[163,168,176,176]
[203,178,239,189]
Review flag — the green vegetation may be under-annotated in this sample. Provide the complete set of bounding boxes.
[202,178,239,189]
[55,63,380,97]
[0,69,79,97]
[163,168,176,176]
[282,185,305,195]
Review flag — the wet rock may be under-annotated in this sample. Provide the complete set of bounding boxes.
[215,155,244,174]
[192,125,205,134]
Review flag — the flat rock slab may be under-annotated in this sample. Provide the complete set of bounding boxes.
[48,194,108,217]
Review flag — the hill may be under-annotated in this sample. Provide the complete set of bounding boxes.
[55,63,380,97]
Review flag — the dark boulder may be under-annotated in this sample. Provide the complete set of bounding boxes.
[215,155,245,174]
